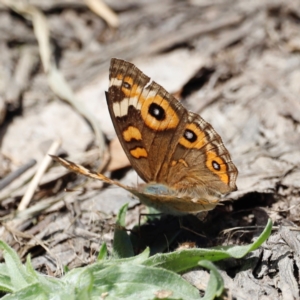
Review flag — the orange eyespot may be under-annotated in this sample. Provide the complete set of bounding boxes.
[123,82,131,89]
[206,151,229,184]
[118,76,142,98]
[140,95,179,131]
[179,123,207,149]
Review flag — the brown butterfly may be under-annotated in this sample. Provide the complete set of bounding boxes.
[52,58,238,215]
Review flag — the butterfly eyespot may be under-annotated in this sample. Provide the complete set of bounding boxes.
[212,160,221,171]
[184,129,197,143]
[123,82,131,89]
[149,103,165,121]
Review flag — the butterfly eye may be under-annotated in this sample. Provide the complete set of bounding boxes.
[183,129,197,143]
[123,82,131,89]
[149,103,165,121]
[212,160,221,171]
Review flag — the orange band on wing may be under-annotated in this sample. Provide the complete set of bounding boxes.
[123,126,142,142]
[130,147,148,159]
[206,151,229,184]
[179,123,207,149]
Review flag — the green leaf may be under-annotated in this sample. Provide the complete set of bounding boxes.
[91,263,200,300]
[1,283,48,300]
[143,219,272,273]
[75,269,93,300]
[64,247,151,285]
[0,240,36,290]
[97,243,108,261]
[108,246,150,265]
[25,255,38,280]
[213,218,273,258]
[0,263,14,293]
[113,203,134,258]
[64,265,70,273]
[198,261,224,300]
[0,240,66,298]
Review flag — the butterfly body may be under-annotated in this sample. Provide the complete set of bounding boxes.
[131,183,219,215]
[52,58,238,215]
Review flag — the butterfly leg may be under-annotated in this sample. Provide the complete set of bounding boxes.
[178,217,207,238]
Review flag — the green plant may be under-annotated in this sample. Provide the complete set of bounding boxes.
[0,204,272,300]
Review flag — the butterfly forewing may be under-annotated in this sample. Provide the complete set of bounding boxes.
[107,59,152,182]
[107,58,188,183]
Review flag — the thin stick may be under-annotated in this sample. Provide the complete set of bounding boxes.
[18,139,61,211]
[0,158,36,190]
[85,0,119,28]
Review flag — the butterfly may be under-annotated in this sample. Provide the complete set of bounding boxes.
[52,58,238,216]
